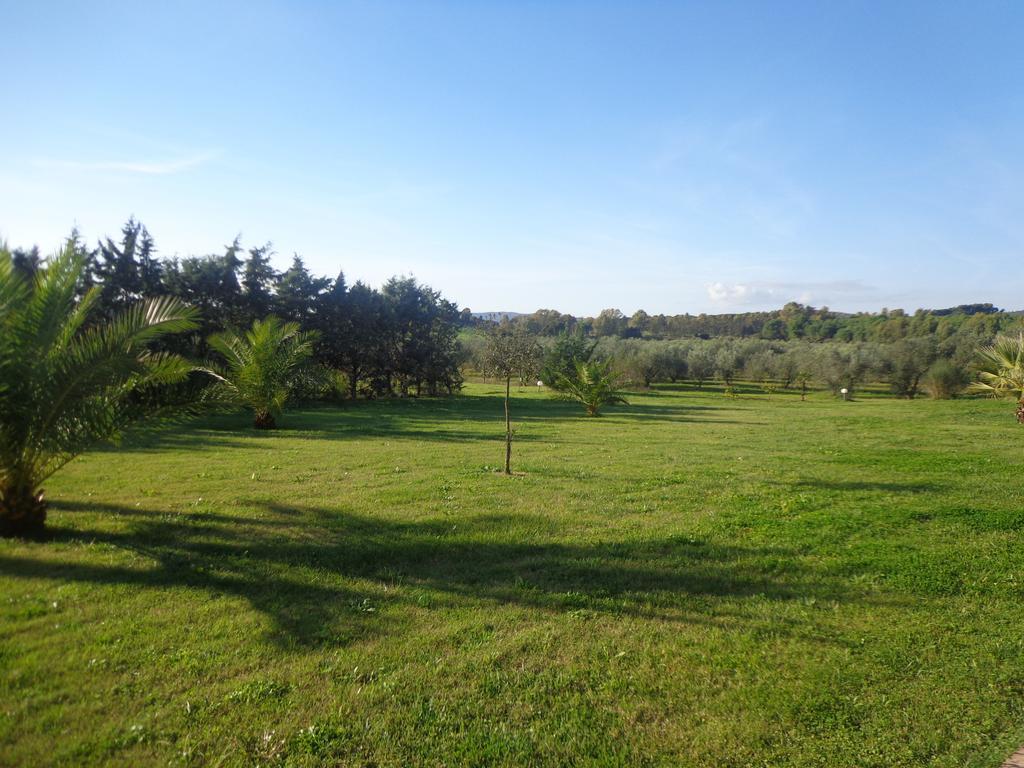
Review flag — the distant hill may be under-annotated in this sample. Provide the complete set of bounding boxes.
[472,311,524,322]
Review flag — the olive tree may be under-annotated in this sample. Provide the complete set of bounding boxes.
[881,337,936,398]
[481,328,542,474]
[687,343,715,388]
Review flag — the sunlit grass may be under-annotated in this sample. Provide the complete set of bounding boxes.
[1,383,1023,766]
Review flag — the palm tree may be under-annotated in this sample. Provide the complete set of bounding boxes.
[0,244,198,537]
[969,332,1024,422]
[205,317,321,429]
[556,359,629,416]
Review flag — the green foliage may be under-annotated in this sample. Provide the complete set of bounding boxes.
[591,307,627,338]
[204,317,322,429]
[480,328,542,385]
[812,343,873,396]
[883,337,937,398]
[657,342,689,382]
[794,369,813,400]
[686,344,715,387]
[0,243,198,536]
[480,328,542,473]
[923,359,969,400]
[13,221,465,401]
[539,331,594,389]
[381,276,465,396]
[969,332,1024,421]
[555,359,629,416]
[714,342,744,385]
[513,300,1022,344]
[275,255,330,323]
[607,338,664,387]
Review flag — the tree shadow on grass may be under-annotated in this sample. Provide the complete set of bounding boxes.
[111,407,550,455]
[107,393,746,454]
[0,499,885,650]
[340,394,753,428]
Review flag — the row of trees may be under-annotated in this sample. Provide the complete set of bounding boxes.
[1,240,365,535]
[465,332,979,400]
[11,219,464,399]
[0,242,633,532]
[498,301,1021,344]
[589,336,973,399]
[0,221,469,537]
[6,239,1024,537]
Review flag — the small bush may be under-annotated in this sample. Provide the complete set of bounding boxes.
[923,360,969,399]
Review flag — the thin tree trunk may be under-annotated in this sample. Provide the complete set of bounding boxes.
[504,376,512,475]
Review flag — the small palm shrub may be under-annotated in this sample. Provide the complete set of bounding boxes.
[205,317,322,429]
[969,333,1024,422]
[556,359,628,416]
[0,244,198,536]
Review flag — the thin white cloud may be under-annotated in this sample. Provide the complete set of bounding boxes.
[32,151,217,175]
[706,279,875,307]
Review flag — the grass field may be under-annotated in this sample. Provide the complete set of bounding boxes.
[2,382,1024,766]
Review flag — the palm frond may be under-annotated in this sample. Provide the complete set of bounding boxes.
[205,316,320,427]
[1,245,200,529]
[968,333,1024,402]
[555,359,629,415]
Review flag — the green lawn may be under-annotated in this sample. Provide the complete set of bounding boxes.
[2,383,1024,766]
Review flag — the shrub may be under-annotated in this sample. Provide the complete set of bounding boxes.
[0,244,198,536]
[204,317,323,429]
[556,359,629,416]
[923,360,969,399]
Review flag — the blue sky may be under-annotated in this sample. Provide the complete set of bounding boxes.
[2,1,1022,315]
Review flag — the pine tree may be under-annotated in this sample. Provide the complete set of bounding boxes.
[275,254,328,324]
[137,226,164,297]
[95,217,144,314]
[241,243,277,324]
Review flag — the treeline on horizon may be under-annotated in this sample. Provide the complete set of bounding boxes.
[8,218,465,398]
[11,217,1020,401]
[458,275,1022,400]
[465,304,1022,401]
[487,302,1020,344]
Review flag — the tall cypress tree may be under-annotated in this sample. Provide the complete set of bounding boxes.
[95,217,144,314]
[275,254,328,324]
[241,243,277,325]
[137,226,164,297]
